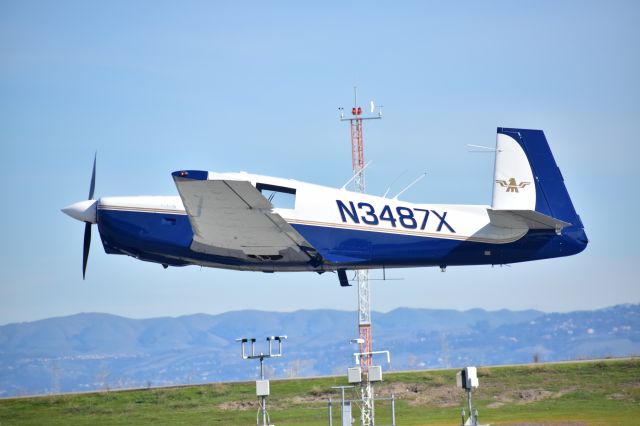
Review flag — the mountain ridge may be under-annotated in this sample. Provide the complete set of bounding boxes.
[1,304,637,397]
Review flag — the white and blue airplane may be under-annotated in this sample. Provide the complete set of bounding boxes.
[62,127,588,284]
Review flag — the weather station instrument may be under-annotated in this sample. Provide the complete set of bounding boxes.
[236,336,287,426]
[456,366,488,426]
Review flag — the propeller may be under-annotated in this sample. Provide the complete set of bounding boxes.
[62,153,98,280]
[88,153,96,200]
[83,154,96,279]
[83,222,92,279]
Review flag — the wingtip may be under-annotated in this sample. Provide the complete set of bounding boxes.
[171,170,209,180]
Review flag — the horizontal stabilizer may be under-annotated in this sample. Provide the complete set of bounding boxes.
[488,209,571,233]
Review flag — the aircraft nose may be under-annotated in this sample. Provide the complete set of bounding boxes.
[62,200,98,224]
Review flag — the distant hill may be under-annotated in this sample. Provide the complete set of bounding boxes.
[1,305,638,397]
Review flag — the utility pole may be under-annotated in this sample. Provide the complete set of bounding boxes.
[339,87,382,425]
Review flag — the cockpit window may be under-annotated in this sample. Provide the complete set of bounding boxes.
[256,183,296,209]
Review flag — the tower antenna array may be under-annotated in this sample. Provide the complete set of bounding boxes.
[339,87,382,426]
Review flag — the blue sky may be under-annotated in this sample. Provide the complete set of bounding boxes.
[1,1,638,325]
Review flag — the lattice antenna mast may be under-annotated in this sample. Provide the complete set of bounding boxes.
[340,87,382,361]
[339,87,382,426]
[352,87,365,192]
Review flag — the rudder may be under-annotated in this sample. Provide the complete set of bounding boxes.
[493,127,582,227]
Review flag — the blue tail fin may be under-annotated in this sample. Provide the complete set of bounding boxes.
[496,127,583,228]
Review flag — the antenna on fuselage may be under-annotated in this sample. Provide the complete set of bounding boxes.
[341,161,373,190]
[467,144,501,152]
[383,170,408,198]
[392,172,426,200]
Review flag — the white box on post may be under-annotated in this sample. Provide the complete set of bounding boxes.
[347,367,362,384]
[368,365,383,382]
[466,366,478,389]
[256,379,270,396]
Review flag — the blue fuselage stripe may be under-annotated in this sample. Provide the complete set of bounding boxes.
[97,209,587,269]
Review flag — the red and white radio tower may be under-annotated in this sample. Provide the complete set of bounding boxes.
[340,87,382,426]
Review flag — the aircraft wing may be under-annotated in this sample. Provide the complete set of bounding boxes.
[172,171,320,264]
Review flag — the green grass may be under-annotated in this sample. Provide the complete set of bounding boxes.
[1,359,638,425]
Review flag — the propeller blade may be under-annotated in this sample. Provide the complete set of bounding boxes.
[83,222,91,280]
[88,152,96,200]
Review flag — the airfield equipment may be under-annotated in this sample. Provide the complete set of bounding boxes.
[456,366,486,426]
[328,388,396,426]
[330,386,355,426]
[346,340,391,423]
[339,87,383,426]
[236,336,287,426]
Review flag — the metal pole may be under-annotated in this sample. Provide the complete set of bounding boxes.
[391,394,395,426]
[467,389,473,426]
[328,398,333,426]
[340,387,345,425]
[371,383,375,425]
[260,356,267,426]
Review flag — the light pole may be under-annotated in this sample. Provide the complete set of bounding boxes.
[237,335,287,426]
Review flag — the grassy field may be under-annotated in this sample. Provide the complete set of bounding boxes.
[1,359,638,425]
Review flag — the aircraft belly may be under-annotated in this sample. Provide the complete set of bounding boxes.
[292,223,466,266]
[291,223,560,267]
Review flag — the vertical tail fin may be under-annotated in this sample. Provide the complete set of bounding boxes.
[492,127,583,227]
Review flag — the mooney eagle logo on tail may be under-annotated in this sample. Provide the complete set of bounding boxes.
[496,178,531,193]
